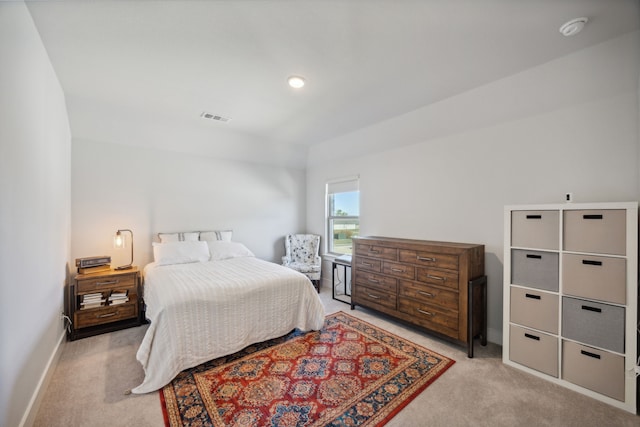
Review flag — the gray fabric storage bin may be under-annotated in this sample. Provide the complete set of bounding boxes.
[511,249,559,291]
[562,297,625,353]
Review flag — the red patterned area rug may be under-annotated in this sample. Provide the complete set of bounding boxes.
[160,311,454,427]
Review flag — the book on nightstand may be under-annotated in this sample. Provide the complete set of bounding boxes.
[77,264,111,274]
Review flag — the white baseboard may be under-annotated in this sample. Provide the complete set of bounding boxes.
[19,330,66,427]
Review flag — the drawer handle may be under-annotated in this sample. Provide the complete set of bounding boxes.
[391,268,404,273]
[96,280,119,286]
[427,274,445,282]
[525,254,542,259]
[583,214,603,220]
[368,249,380,254]
[580,350,601,360]
[524,333,540,341]
[368,278,380,283]
[581,305,602,313]
[417,309,434,316]
[418,291,434,298]
[362,262,373,267]
[525,215,542,219]
[582,260,602,266]
[367,293,381,299]
[525,293,541,300]
[417,256,436,262]
[97,311,119,318]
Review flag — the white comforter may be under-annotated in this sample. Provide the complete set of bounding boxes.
[132,256,325,393]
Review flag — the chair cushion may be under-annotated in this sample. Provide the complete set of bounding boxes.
[287,262,321,274]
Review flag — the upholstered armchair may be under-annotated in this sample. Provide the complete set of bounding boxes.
[282,234,321,292]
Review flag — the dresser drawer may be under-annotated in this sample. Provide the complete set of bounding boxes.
[354,256,382,273]
[511,249,558,292]
[399,250,458,271]
[562,297,624,353]
[382,261,415,280]
[510,287,558,334]
[355,285,396,310]
[416,267,458,290]
[355,243,397,261]
[563,254,626,305]
[399,280,458,312]
[509,325,558,377]
[511,210,559,250]
[563,210,626,255]
[77,274,136,293]
[354,271,397,293]
[398,297,458,336]
[74,303,137,328]
[562,341,624,401]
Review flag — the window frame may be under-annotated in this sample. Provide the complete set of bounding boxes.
[326,178,360,256]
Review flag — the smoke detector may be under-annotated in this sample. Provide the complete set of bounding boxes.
[200,112,231,122]
[559,17,588,37]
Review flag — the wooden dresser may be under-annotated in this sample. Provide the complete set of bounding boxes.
[351,236,486,356]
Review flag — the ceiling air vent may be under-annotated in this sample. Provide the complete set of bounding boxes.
[200,112,231,122]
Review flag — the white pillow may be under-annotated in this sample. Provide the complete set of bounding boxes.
[158,232,200,243]
[200,230,233,242]
[207,241,254,260]
[152,241,210,265]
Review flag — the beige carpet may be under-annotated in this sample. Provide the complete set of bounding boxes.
[34,287,639,427]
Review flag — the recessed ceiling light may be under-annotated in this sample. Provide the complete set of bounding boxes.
[288,76,305,89]
[559,17,588,37]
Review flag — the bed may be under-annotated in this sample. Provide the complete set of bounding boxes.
[131,238,325,394]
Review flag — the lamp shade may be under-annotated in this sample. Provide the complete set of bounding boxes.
[114,229,133,270]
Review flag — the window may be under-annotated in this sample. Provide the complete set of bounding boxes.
[326,178,359,255]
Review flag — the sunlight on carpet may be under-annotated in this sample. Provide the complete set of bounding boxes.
[160,311,454,426]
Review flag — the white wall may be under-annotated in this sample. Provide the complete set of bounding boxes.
[307,32,640,345]
[0,3,71,426]
[71,139,306,268]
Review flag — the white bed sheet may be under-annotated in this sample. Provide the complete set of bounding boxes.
[132,256,325,393]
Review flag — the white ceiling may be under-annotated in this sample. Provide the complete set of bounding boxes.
[25,0,640,161]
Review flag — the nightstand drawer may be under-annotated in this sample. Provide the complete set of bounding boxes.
[75,303,137,328]
[77,274,136,293]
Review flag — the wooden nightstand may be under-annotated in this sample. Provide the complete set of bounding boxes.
[67,267,144,340]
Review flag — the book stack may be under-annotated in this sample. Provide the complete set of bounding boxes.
[80,293,105,310]
[109,290,129,306]
[76,256,112,274]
